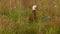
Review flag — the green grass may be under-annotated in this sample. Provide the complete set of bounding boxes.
[0,0,60,34]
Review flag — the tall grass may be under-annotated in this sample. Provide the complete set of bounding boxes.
[0,0,60,34]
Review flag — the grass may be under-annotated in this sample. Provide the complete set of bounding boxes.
[0,0,60,34]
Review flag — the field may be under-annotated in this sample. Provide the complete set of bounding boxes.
[0,0,60,34]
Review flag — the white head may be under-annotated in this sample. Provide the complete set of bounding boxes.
[32,5,37,10]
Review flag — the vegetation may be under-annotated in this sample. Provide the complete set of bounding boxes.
[0,0,60,34]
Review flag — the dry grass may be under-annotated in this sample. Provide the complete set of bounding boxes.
[0,0,60,34]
